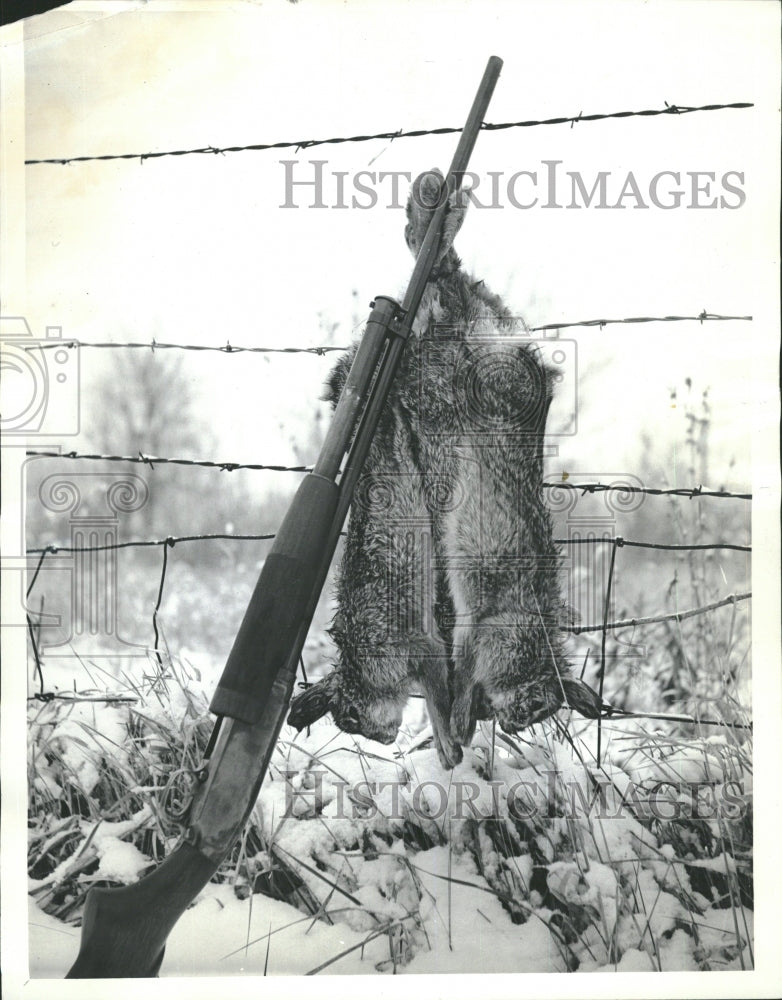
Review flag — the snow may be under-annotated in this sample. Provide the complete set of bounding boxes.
[28,885,393,977]
[25,700,754,979]
[28,718,753,978]
[165,886,394,976]
[38,806,155,889]
[632,869,686,938]
[659,929,700,972]
[28,897,82,979]
[687,852,737,874]
[693,904,754,970]
[404,846,566,974]
[29,699,130,796]
[94,839,151,883]
[614,947,655,972]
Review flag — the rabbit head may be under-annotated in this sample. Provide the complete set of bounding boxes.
[450,608,570,744]
[490,675,567,734]
[287,670,407,746]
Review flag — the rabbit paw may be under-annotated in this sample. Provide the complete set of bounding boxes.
[404,168,469,266]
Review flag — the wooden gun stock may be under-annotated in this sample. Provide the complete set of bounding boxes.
[65,55,503,979]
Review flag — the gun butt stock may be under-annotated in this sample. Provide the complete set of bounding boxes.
[66,844,219,978]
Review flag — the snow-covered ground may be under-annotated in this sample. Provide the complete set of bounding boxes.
[28,702,753,978]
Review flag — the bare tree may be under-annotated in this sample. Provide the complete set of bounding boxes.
[89,352,204,459]
[78,351,231,547]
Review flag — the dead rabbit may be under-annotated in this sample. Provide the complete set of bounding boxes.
[288,170,573,768]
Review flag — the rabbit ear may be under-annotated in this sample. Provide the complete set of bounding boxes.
[559,677,605,719]
[450,682,480,746]
[287,675,338,730]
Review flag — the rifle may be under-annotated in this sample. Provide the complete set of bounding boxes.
[65,55,503,978]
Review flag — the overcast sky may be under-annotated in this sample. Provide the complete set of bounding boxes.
[16,0,780,494]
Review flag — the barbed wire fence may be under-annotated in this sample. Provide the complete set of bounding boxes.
[23,98,753,748]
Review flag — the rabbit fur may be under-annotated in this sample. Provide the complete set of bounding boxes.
[287,170,570,768]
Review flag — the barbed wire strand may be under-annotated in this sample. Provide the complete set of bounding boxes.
[23,451,753,500]
[28,533,277,554]
[529,312,752,333]
[24,101,754,166]
[25,450,310,473]
[24,312,753,356]
[25,688,750,726]
[25,535,750,556]
[30,340,349,355]
[562,538,750,552]
[544,482,751,500]
[567,591,750,634]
